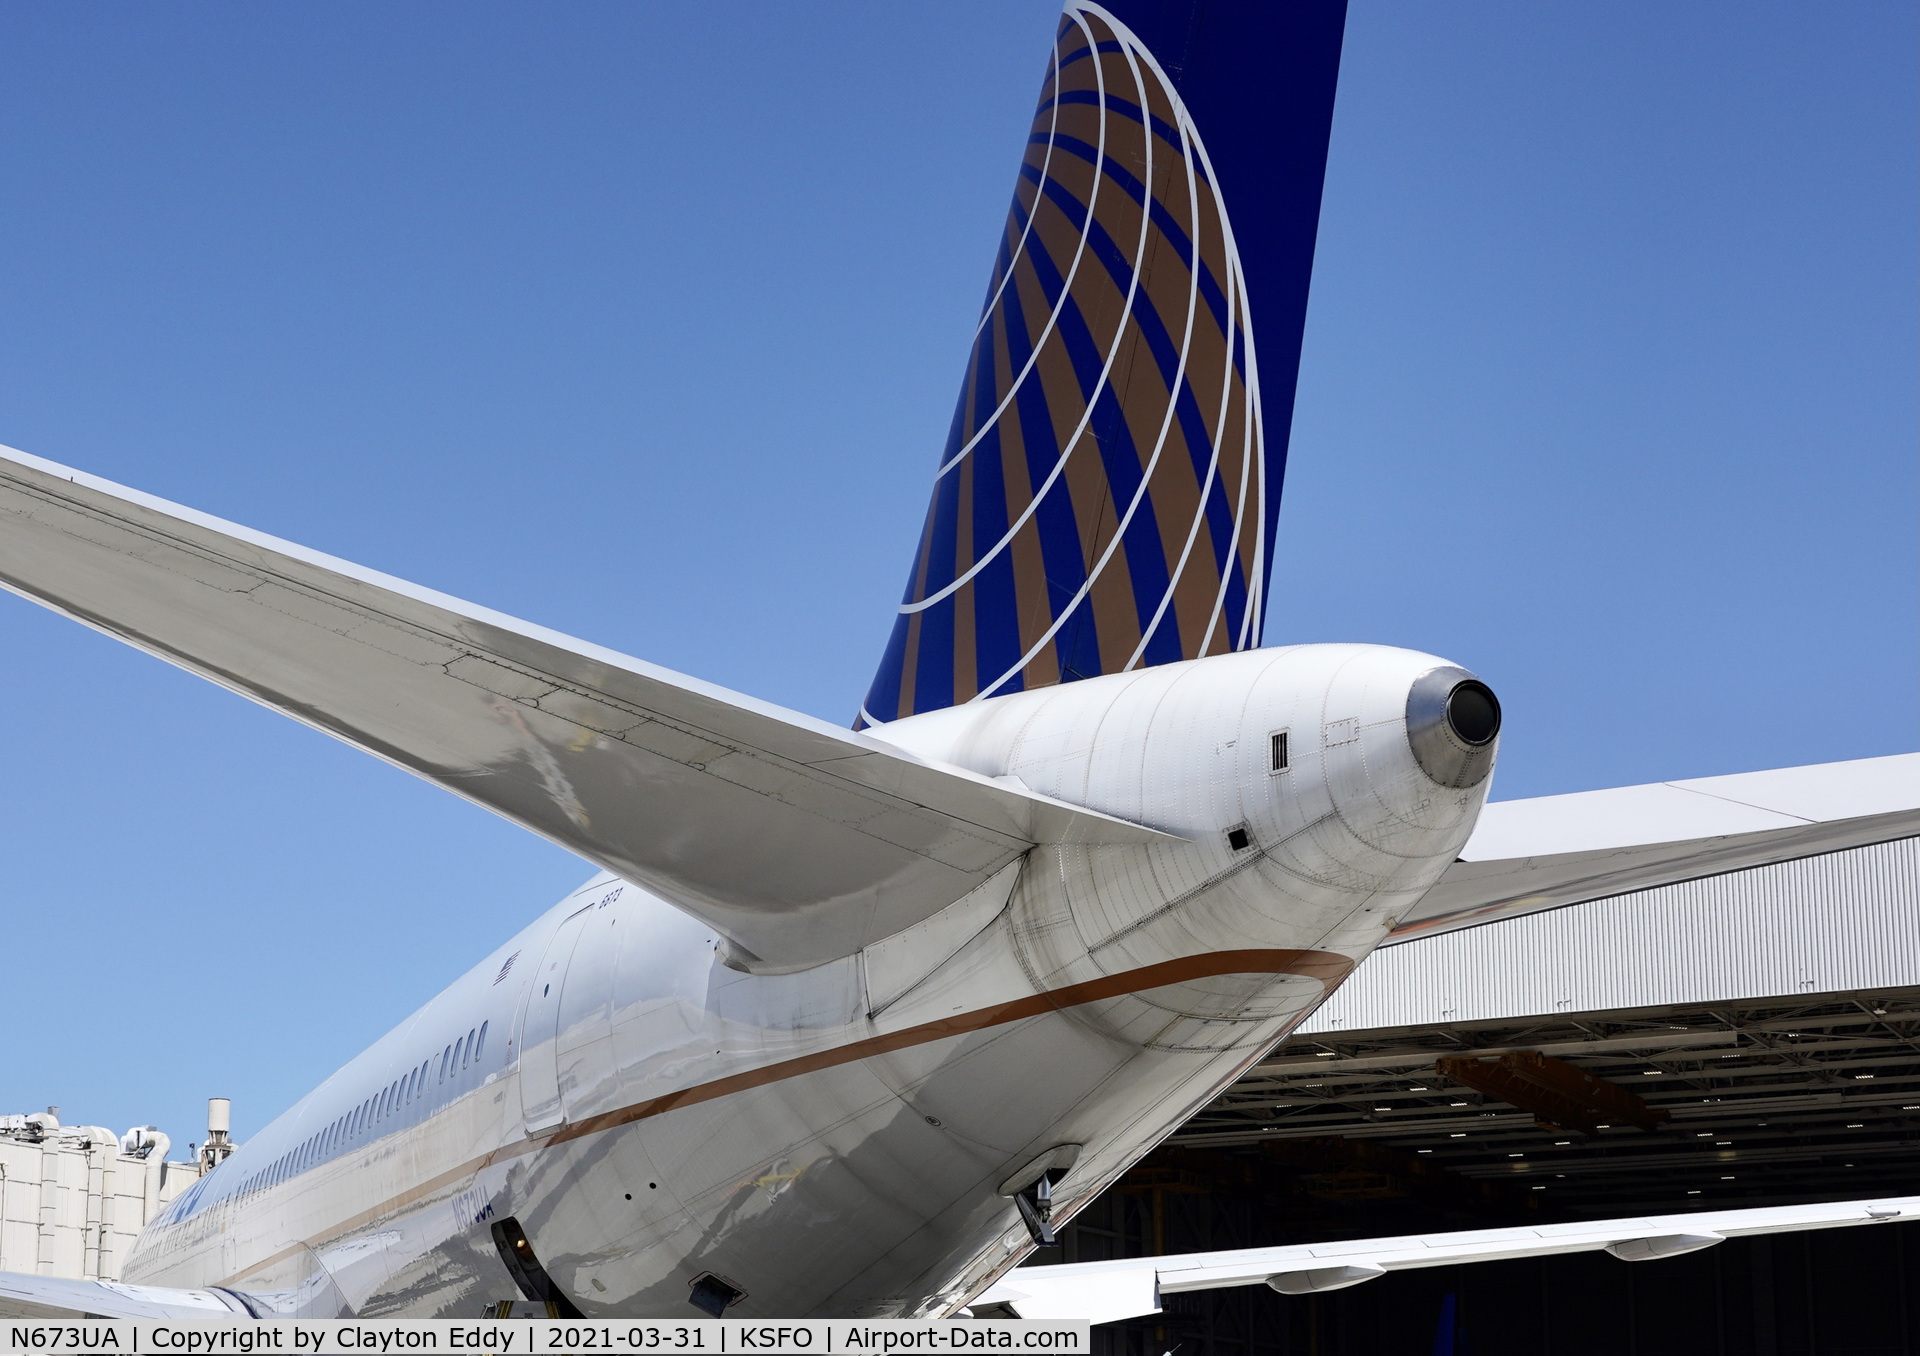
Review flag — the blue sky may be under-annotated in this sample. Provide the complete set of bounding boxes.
[0,2,1912,1152]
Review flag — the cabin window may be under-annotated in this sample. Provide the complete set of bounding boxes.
[475,1022,489,1063]
[463,1029,477,1069]
[1269,730,1290,774]
[440,1047,451,1082]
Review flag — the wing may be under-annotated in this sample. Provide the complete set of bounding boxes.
[0,445,1173,972]
[0,1271,252,1320]
[973,1195,1920,1322]
[1387,755,1919,945]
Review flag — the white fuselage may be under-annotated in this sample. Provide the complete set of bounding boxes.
[124,644,1495,1319]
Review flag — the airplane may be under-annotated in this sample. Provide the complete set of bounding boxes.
[1,0,1915,1325]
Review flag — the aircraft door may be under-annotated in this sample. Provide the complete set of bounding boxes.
[518,905,594,1135]
[556,897,619,1120]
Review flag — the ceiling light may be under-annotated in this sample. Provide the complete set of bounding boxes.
[1450,1133,1466,1138]
[1873,1008,1887,1016]
[1716,1141,1731,1146]
[1641,1070,1660,1076]
[1688,1190,1701,1195]
[1417,1149,1433,1154]
[1695,1132,1713,1138]
[1720,1176,1735,1180]
[1508,1153,1524,1158]
[1856,1074,1875,1080]
[1450,1101,1467,1107]
[1848,1123,1864,1128]
[1531,1185,1546,1190]
[1374,1107,1391,1112]
[1409,1086,1429,1092]
[1554,1141,1570,1146]
[1315,1051,1337,1057]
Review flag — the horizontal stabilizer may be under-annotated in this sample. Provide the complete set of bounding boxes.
[974,1195,1920,1322]
[0,445,1175,971]
[1388,755,1919,945]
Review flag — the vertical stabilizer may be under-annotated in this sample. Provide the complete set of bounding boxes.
[860,0,1347,726]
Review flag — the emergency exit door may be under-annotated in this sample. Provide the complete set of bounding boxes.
[517,905,594,1134]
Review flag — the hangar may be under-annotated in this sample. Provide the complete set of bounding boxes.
[1046,818,1920,1353]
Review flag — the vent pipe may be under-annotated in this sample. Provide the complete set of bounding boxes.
[199,1098,234,1172]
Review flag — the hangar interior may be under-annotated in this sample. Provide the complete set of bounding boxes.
[1035,837,1920,1355]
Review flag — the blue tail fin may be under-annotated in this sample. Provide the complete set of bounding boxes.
[859,0,1347,727]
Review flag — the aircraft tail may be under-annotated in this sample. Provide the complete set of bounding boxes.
[859,0,1347,727]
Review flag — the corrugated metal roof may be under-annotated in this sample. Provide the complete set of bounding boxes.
[1303,837,1920,1034]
